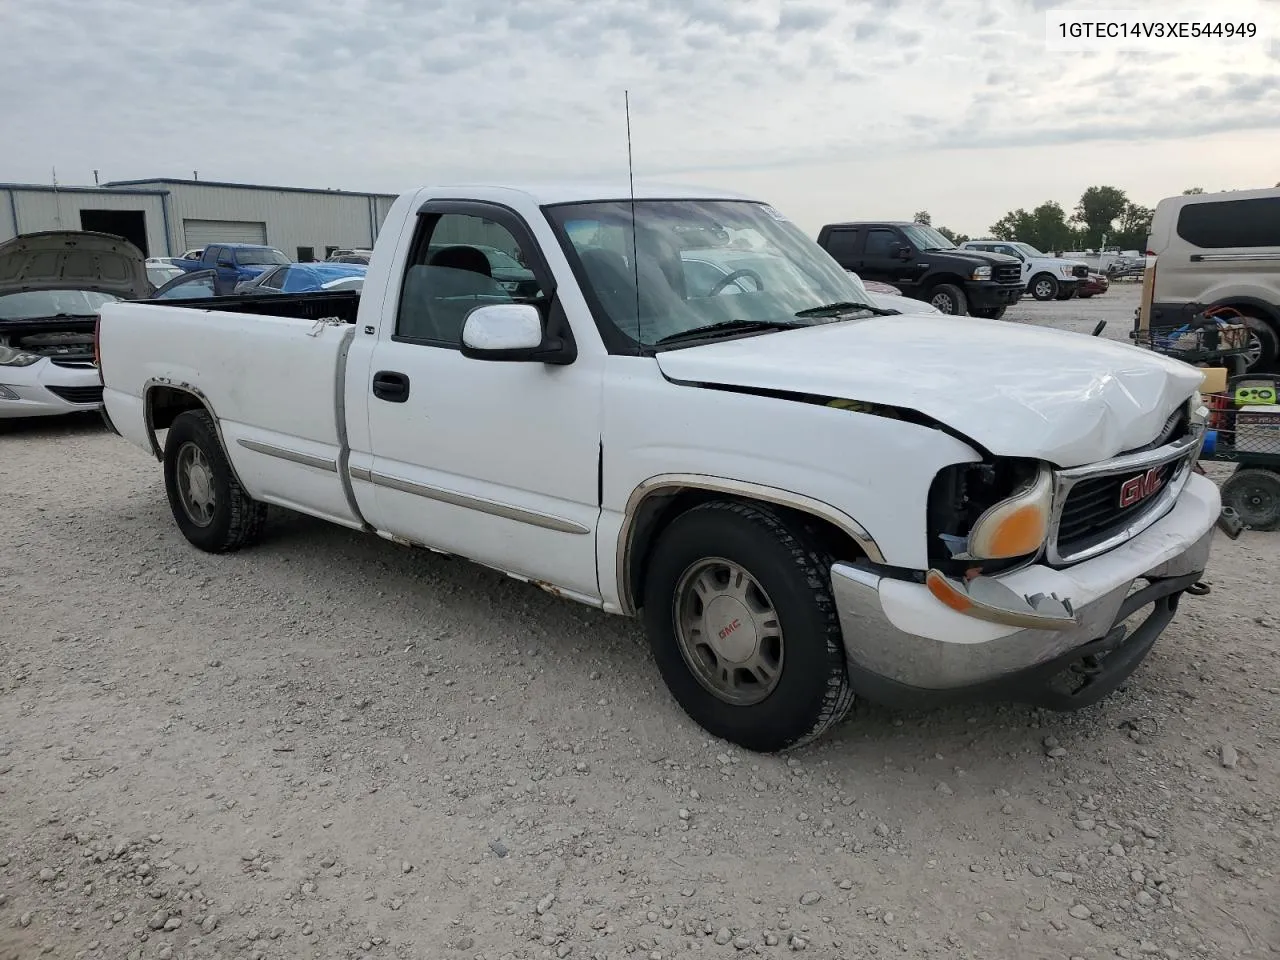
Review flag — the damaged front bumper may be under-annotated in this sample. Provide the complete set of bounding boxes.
[830,472,1220,710]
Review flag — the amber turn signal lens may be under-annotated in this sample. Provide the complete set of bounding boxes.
[926,570,973,613]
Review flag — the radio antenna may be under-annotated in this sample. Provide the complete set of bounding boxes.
[625,90,641,352]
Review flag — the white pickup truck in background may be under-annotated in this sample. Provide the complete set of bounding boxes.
[98,182,1220,752]
[960,240,1092,301]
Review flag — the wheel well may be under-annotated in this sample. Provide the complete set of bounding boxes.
[927,274,966,292]
[624,489,868,613]
[1213,300,1280,331]
[144,385,213,460]
[1030,271,1055,283]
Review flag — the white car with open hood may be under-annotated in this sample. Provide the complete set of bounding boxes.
[97,182,1220,753]
[0,231,150,419]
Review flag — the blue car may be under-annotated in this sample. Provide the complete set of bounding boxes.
[234,262,366,295]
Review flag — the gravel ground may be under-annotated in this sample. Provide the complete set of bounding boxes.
[2,285,1277,960]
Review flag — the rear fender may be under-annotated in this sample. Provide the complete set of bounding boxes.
[142,378,246,487]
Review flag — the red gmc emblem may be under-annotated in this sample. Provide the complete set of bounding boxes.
[1119,467,1166,508]
[718,618,742,640]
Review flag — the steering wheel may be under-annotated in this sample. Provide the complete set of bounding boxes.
[708,268,765,296]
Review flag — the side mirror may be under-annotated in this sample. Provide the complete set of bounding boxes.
[892,244,913,261]
[460,303,574,365]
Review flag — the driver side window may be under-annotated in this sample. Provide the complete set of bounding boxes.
[395,213,546,347]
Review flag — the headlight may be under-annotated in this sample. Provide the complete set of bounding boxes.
[926,458,1051,573]
[0,345,42,367]
[1059,265,1073,277]
[966,465,1053,559]
[971,266,991,280]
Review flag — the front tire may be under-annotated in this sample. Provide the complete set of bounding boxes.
[640,501,855,752]
[1054,286,1076,301]
[163,410,267,552]
[1030,274,1059,301]
[971,306,1007,320]
[928,283,967,315]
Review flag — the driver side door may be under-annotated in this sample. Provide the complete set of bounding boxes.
[358,202,605,602]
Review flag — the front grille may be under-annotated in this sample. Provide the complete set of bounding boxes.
[993,264,1022,284]
[45,384,103,405]
[1071,264,1089,278]
[1055,461,1176,554]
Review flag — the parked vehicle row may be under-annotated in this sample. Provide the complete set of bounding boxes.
[817,220,1026,317]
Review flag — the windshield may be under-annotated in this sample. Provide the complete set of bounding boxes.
[236,247,291,266]
[1013,242,1047,257]
[0,289,118,321]
[544,199,876,349]
[901,224,956,251]
[147,265,184,286]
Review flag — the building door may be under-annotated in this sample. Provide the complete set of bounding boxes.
[79,209,149,256]
[182,219,267,249]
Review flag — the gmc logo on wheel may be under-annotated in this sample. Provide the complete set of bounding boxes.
[718,619,742,640]
[1118,467,1166,508]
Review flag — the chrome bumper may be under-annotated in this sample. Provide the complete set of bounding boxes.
[830,472,1220,702]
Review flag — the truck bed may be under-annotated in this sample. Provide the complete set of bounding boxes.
[135,290,361,325]
[99,295,364,527]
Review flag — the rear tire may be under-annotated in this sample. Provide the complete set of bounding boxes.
[640,500,855,752]
[163,409,267,552]
[1030,274,1059,301]
[1239,315,1279,372]
[928,283,967,315]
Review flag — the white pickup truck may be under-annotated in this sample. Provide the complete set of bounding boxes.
[98,182,1221,753]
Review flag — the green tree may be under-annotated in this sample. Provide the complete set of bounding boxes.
[989,208,1030,241]
[1111,202,1153,250]
[937,226,969,244]
[1182,187,1205,195]
[1072,185,1129,248]
[913,210,932,225]
[989,202,1076,252]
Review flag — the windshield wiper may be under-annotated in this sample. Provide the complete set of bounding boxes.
[794,301,898,318]
[655,319,808,346]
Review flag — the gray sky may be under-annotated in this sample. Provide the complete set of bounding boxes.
[4,0,1278,236]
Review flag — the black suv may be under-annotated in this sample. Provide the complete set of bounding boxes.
[817,221,1025,318]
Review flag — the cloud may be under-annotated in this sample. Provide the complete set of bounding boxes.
[0,0,1276,235]
[777,3,837,33]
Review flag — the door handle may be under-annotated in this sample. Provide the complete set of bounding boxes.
[372,371,410,403]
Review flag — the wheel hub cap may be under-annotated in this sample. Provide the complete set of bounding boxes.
[177,442,216,527]
[674,558,784,706]
[704,596,757,663]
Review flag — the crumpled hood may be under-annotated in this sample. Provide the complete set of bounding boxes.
[654,314,1203,468]
[0,230,150,300]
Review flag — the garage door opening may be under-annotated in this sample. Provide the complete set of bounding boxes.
[183,219,268,249]
[80,209,149,256]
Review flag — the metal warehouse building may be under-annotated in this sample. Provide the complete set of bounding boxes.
[1,178,399,262]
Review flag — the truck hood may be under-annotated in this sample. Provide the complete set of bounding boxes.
[0,230,150,300]
[933,248,1020,267]
[654,315,1203,468]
